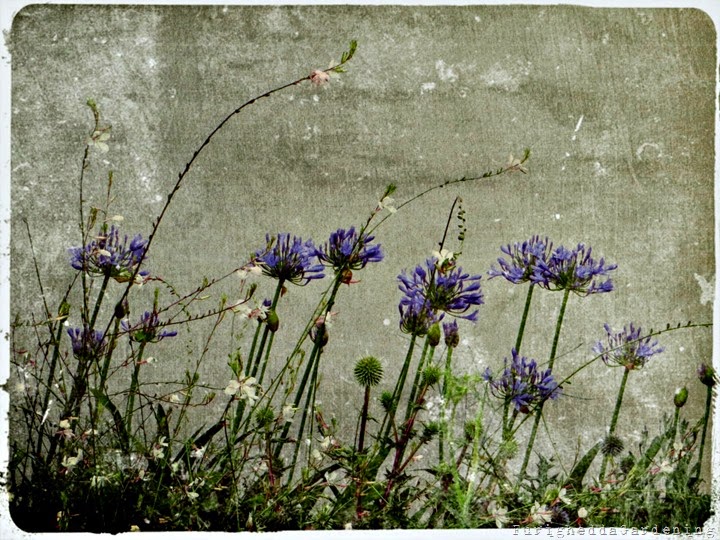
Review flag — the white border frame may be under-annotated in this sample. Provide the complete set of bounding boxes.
[1,1,717,538]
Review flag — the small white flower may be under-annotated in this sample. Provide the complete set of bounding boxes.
[557,487,571,505]
[530,502,552,525]
[310,69,330,86]
[61,449,83,471]
[59,418,72,430]
[90,474,107,488]
[505,153,528,174]
[87,128,111,153]
[344,522,353,530]
[320,436,334,450]
[169,394,181,404]
[311,449,322,461]
[187,491,199,501]
[282,404,297,423]
[578,507,588,519]
[488,501,509,528]
[109,215,124,222]
[224,379,242,396]
[190,446,206,460]
[432,248,455,267]
[378,196,397,214]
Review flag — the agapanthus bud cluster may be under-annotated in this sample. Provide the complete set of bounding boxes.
[69,225,149,283]
[483,349,561,413]
[489,236,616,296]
[67,326,107,360]
[398,256,483,336]
[593,323,664,370]
[252,233,325,286]
[314,226,383,271]
[121,311,178,343]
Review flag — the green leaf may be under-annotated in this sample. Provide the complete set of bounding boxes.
[567,441,602,490]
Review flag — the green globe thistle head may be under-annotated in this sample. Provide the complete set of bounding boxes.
[422,364,442,387]
[602,434,624,457]
[421,421,440,443]
[255,406,275,429]
[380,390,394,412]
[464,420,483,442]
[354,356,383,387]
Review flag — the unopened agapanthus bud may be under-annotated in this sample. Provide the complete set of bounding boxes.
[674,386,689,408]
[443,320,459,349]
[427,323,441,348]
[698,363,716,387]
[265,310,279,333]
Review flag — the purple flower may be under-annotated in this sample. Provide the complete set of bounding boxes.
[69,226,149,283]
[443,320,460,348]
[532,243,616,296]
[315,226,383,272]
[67,326,106,360]
[398,289,438,336]
[398,259,483,324]
[488,235,553,284]
[483,349,560,413]
[593,323,664,370]
[121,311,178,343]
[698,362,716,387]
[252,233,324,286]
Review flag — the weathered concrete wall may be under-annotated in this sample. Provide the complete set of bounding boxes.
[8,5,716,477]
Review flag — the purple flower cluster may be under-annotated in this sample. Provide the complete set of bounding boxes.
[593,323,664,370]
[67,326,106,360]
[314,227,383,272]
[488,235,553,284]
[483,349,561,412]
[69,226,149,282]
[253,233,325,286]
[398,258,483,336]
[489,236,616,296]
[121,311,178,343]
[443,320,460,348]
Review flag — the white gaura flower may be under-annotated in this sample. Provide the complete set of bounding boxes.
[378,196,397,214]
[187,491,200,501]
[432,248,455,269]
[61,449,83,471]
[87,127,111,153]
[530,502,552,525]
[224,379,242,396]
[309,69,330,86]
[578,507,588,519]
[190,446,206,460]
[282,404,297,423]
[488,501,509,528]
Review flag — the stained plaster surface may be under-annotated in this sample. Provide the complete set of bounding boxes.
[6,2,717,500]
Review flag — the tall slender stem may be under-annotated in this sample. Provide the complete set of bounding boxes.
[439,346,454,463]
[518,288,570,483]
[380,334,418,442]
[515,284,535,353]
[598,367,630,481]
[696,385,713,479]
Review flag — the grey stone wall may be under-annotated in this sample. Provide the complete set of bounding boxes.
[8,5,716,478]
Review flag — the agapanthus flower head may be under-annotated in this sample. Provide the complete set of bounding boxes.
[252,233,324,286]
[67,326,106,360]
[488,235,553,284]
[593,323,664,370]
[315,226,383,272]
[398,259,483,323]
[398,288,438,337]
[69,226,149,283]
[483,349,561,413]
[121,311,178,343]
[533,243,616,296]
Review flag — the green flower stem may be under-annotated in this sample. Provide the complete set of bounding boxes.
[245,321,263,376]
[518,287,570,484]
[599,366,631,481]
[404,337,434,424]
[98,317,122,389]
[88,272,111,330]
[249,279,284,379]
[439,346,454,463]
[36,321,67,456]
[125,342,148,440]
[288,344,322,480]
[381,334,418,442]
[696,384,713,478]
[515,284,535,353]
[357,385,371,454]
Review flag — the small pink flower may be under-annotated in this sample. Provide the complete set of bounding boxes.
[310,70,330,86]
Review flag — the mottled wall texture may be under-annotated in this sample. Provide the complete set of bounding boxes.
[8,5,716,478]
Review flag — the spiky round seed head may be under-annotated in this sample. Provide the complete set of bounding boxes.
[602,434,624,457]
[427,322,441,347]
[265,310,279,333]
[255,406,275,428]
[354,356,383,388]
[422,364,442,387]
[380,390,394,412]
[674,386,688,408]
